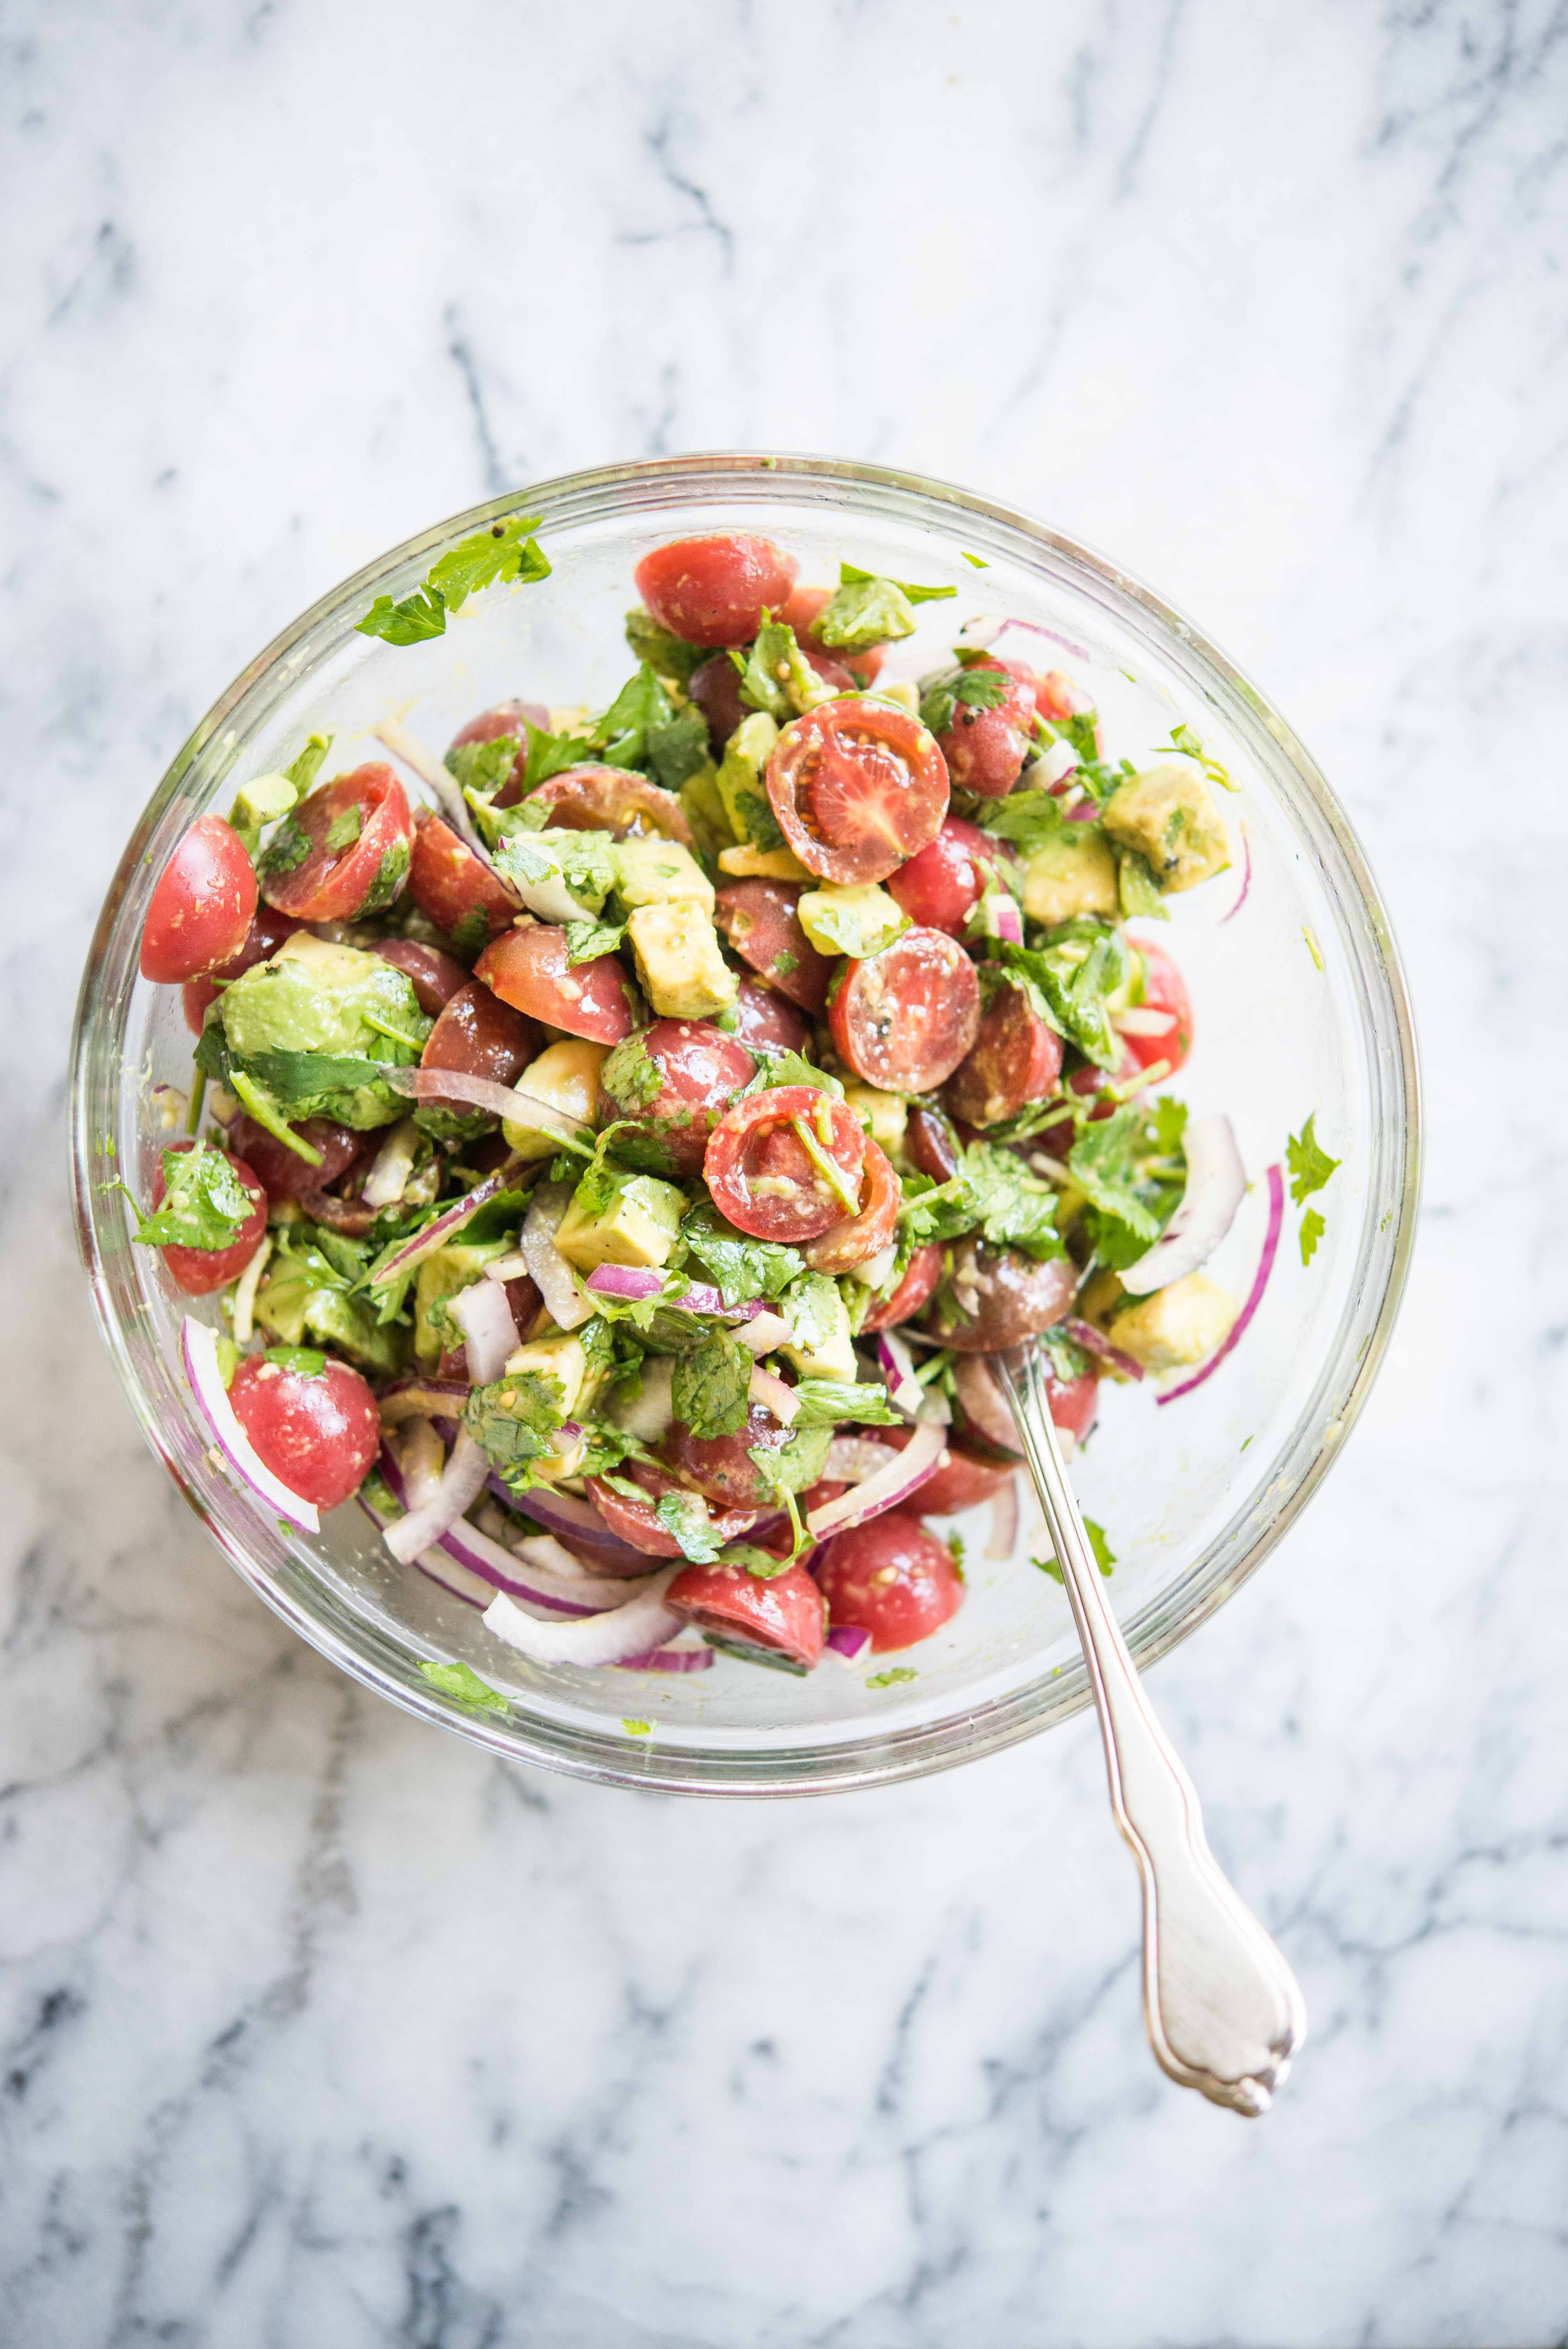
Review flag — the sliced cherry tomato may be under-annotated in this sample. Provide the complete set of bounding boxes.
[182,904,302,1033]
[228,1352,380,1510]
[777,585,886,686]
[1045,1366,1099,1445]
[142,815,257,985]
[886,817,1003,937]
[713,880,833,1015]
[408,809,519,944]
[528,764,693,844]
[859,1241,943,1333]
[942,976,1063,1129]
[934,657,1037,798]
[872,1424,1013,1515]
[258,763,414,923]
[814,1512,963,1654]
[904,1104,961,1183]
[229,1114,363,1205]
[1121,938,1192,1075]
[504,1274,543,1344]
[298,1189,378,1238]
[802,1139,900,1273]
[924,1238,1076,1353]
[731,975,810,1057]
[828,928,980,1094]
[584,1464,762,1558]
[448,699,548,809]
[661,1401,805,1510]
[373,936,472,1015]
[688,654,748,754]
[704,1085,866,1244]
[598,1019,757,1176]
[474,925,640,1046]
[1035,670,1097,740]
[634,533,800,649]
[766,697,948,885]
[666,1559,825,1668]
[420,982,542,1115]
[150,1144,268,1295]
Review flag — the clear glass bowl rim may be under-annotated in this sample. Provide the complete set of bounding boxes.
[68,452,1422,1797]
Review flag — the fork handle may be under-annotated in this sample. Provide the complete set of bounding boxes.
[997,1346,1306,2116]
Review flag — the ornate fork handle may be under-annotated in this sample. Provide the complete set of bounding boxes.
[995,1343,1306,2116]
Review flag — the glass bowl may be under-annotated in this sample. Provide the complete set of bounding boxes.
[68,456,1420,1795]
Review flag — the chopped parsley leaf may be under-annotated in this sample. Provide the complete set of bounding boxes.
[356,517,549,645]
[1286,1114,1340,1205]
[123,1142,255,1252]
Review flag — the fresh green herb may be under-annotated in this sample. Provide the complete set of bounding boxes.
[621,1717,654,1736]
[121,1142,255,1252]
[1286,1114,1340,1205]
[645,708,712,792]
[743,1049,843,1101]
[449,907,490,961]
[231,1049,388,1106]
[1069,1098,1188,1267]
[867,1667,917,1688]
[979,788,1076,858]
[445,733,522,806]
[564,917,628,964]
[419,1661,509,1714]
[734,617,832,723]
[789,1117,860,1216]
[1300,1207,1326,1266]
[786,1379,898,1429]
[701,1633,809,1676]
[900,1137,1064,1262]
[1116,850,1169,920]
[256,816,313,878]
[260,1345,328,1376]
[591,663,674,770]
[680,1202,805,1305]
[1084,1518,1115,1574]
[324,804,363,854]
[356,516,549,645]
[625,606,708,688]
[670,1330,752,1439]
[720,1542,793,1580]
[994,921,1131,1071]
[654,1490,724,1563]
[839,560,957,606]
[919,665,1010,737]
[492,825,615,915]
[814,569,951,653]
[360,836,410,913]
[947,1533,966,1580]
[462,1370,567,1481]
[1040,1324,1094,1384]
[961,551,989,569]
[1167,722,1236,793]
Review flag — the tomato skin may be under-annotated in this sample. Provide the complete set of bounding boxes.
[859,1241,943,1333]
[942,976,1064,1129]
[584,1464,763,1558]
[731,975,810,1057]
[151,1145,268,1295]
[704,1086,866,1244]
[925,1238,1077,1353]
[872,1424,1012,1515]
[597,1019,757,1176]
[1046,1367,1099,1445]
[814,1513,964,1654]
[142,816,258,985]
[259,763,415,923]
[904,1105,961,1184]
[828,928,981,1094]
[666,1559,825,1667]
[182,904,302,1032]
[886,817,1000,937]
[634,533,800,649]
[449,698,549,754]
[372,937,472,1016]
[777,585,886,686]
[767,697,949,886]
[229,1114,363,1205]
[935,657,1037,798]
[688,655,747,754]
[528,765,693,845]
[1123,939,1193,1075]
[662,1402,801,1510]
[419,982,542,1114]
[713,880,834,1015]
[228,1353,380,1510]
[474,926,640,1045]
[802,1139,901,1273]
[1035,669,1095,731]
[408,809,519,944]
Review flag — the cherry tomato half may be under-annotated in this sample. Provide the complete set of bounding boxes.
[150,1144,268,1295]
[871,1424,1013,1515]
[662,1402,803,1510]
[420,982,542,1116]
[923,1238,1077,1353]
[666,1559,826,1668]
[859,1241,943,1333]
[142,815,257,985]
[827,927,980,1094]
[1045,1366,1100,1445]
[528,765,693,844]
[598,1019,757,1175]
[228,1352,380,1510]
[1121,938,1193,1076]
[903,1105,961,1183]
[408,809,519,944]
[731,975,811,1057]
[182,904,302,1033]
[713,880,834,1015]
[584,1464,762,1558]
[634,533,800,649]
[474,925,640,1046]
[802,1139,901,1274]
[814,1513,964,1654]
[704,1085,866,1244]
[767,697,949,886]
[886,816,1003,937]
[258,763,414,923]
[229,1114,363,1205]
[372,937,472,1016]
[935,657,1038,798]
[688,655,748,754]
[942,975,1063,1129]
[776,585,886,686]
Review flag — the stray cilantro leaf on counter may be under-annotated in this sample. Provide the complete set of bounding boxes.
[1286,1115,1340,1205]
[419,1661,509,1714]
[1299,1207,1326,1266]
[919,665,1010,737]
[671,1331,752,1440]
[654,1490,725,1563]
[356,517,550,645]
[121,1142,255,1252]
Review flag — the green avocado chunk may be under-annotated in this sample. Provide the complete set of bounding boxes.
[218,935,431,1129]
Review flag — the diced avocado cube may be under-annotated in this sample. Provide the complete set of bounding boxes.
[229,771,299,851]
[843,1082,907,1160]
[780,1274,857,1381]
[502,1331,597,1420]
[797,882,906,960]
[414,1240,511,1368]
[553,1171,686,1274]
[1110,1273,1238,1371]
[1022,828,1120,925]
[501,1039,609,1160]
[626,902,738,1021]
[870,679,919,715]
[717,843,812,882]
[611,836,715,912]
[715,711,781,847]
[1102,763,1229,894]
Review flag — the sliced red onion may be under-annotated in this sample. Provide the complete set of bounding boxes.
[615,1643,716,1673]
[876,1330,923,1417]
[483,1567,683,1666]
[741,1310,793,1355]
[384,1429,489,1564]
[372,716,522,900]
[521,1182,594,1332]
[1120,1116,1247,1296]
[808,1420,945,1536]
[1155,1161,1284,1406]
[149,1081,189,1132]
[825,1624,872,1665]
[378,1376,474,1424]
[985,1475,1020,1561]
[824,1435,897,1482]
[1111,1005,1178,1038]
[958,615,1092,665]
[953,1355,1022,1454]
[1221,824,1253,923]
[448,1277,520,1384]
[413,1548,492,1608]
[488,1476,652,1572]
[1061,1317,1146,1382]
[1034,736,1080,790]
[369,1167,520,1290]
[381,1442,633,1613]
[362,1117,421,1209]
[585,1263,765,1322]
[1064,801,1100,823]
[914,1386,953,1428]
[748,1363,798,1424]
[182,1315,320,1533]
[381,1065,592,1150]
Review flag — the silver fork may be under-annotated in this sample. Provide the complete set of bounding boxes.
[993,1342,1308,2116]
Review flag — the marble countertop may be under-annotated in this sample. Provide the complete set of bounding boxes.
[4,2,1565,2341]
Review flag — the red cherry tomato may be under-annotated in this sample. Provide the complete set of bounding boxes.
[228,1353,380,1510]
[871,1424,1013,1515]
[141,816,257,985]
[666,1559,826,1668]
[777,585,886,685]
[597,1019,757,1176]
[420,982,542,1115]
[182,904,302,1033]
[408,810,519,945]
[904,1105,961,1183]
[447,700,549,811]
[150,1144,268,1295]
[713,880,834,1015]
[767,697,949,886]
[583,1464,763,1558]
[634,533,800,649]
[802,1139,901,1273]
[1046,1366,1099,1445]
[528,765,694,844]
[1121,938,1193,1075]
[924,1239,1077,1353]
[886,817,1002,937]
[258,763,414,923]
[372,937,472,1016]
[859,1241,943,1333]
[704,1086,866,1244]
[474,926,640,1046]
[731,975,811,1057]
[688,655,748,754]
[228,1114,363,1205]
[661,1401,807,1510]
[814,1512,964,1654]
[942,975,1064,1129]
[1035,669,1095,734]
[827,928,980,1094]
[934,657,1037,798]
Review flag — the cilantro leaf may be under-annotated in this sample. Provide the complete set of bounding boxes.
[1300,1207,1326,1266]
[839,560,956,606]
[680,1201,805,1305]
[866,1667,918,1688]
[1068,1100,1188,1268]
[645,707,712,791]
[445,733,521,802]
[230,1048,388,1105]
[654,1489,725,1563]
[670,1330,752,1439]
[419,1661,509,1714]
[625,606,708,687]
[1286,1114,1340,1205]
[741,1048,843,1101]
[995,920,1131,1071]
[900,1138,1064,1262]
[979,788,1076,857]
[702,1633,809,1675]
[719,1541,793,1579]
[462,1370,567,1481]
[1116,850,1169,920]
[786,1379,898,1429]
[564,917,627,964]
[599,1033,665,1112]
[124,1143,255,1252]
[592,663,674,769]
[1084,1518,1115,1574]
[919,665,1009,737]
[356,517,550,645]
[814,576,920,651]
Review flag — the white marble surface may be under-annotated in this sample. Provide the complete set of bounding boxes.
[2,1,1565,2340]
